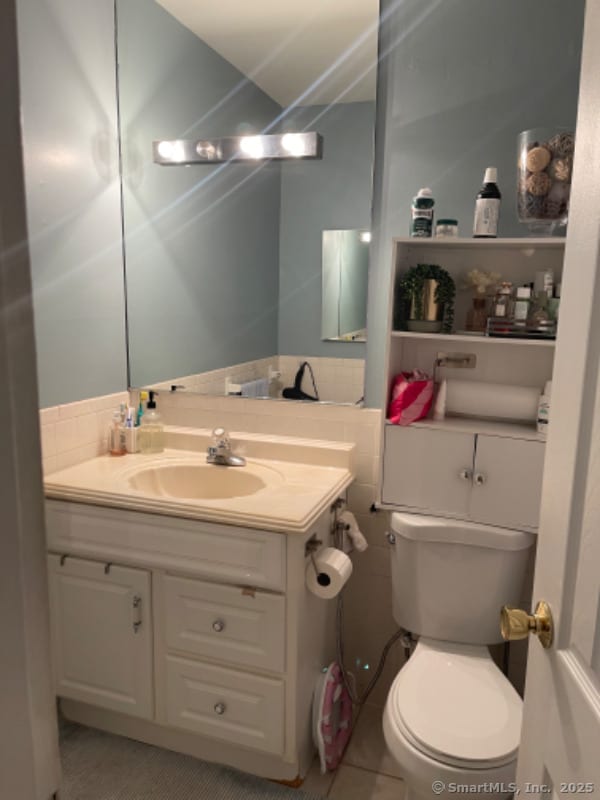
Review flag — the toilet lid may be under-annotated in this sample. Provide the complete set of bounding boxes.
[389,639,522,769]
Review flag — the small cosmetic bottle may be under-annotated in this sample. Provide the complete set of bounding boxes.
[109,411,126,456]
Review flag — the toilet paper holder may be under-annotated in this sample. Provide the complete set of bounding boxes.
[305,536,323,577]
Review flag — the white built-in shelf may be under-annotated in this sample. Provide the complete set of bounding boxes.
[385,417,544,442]
[390,331,556,348]
[392,237,565,249]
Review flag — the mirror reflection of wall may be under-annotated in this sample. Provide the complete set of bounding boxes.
[118,0,377,405]
[322,230,369,342]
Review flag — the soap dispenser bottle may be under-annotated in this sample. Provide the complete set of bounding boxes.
[139,391,165,454]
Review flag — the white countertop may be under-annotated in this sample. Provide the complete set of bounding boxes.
[44,428,356,533]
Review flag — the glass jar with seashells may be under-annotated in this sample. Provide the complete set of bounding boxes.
[517,127,575,235]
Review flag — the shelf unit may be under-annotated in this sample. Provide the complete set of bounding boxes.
[385,237,564,404]
[384,417,544,443]
[390,331,555,348]
[379,238,565,525]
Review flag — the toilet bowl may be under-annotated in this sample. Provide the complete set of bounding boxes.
[383,638,521,800]
[383,513,535,800]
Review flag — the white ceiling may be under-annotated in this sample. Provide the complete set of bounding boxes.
[156,0,379,106]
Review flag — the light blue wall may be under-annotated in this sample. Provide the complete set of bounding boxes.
[118,0,283,387]
[278,102,375,359]
[17,0,128,408]
[365,0,585,408]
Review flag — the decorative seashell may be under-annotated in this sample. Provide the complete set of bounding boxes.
[518,193,545,218]
[543,182,570,219]
[526,172,552,197]
[546,132,575,158]
[547,181,570,203]
[526,146,551,173]
[547,157,572,182]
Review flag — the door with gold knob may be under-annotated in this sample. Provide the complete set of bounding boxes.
[515,7,600,792]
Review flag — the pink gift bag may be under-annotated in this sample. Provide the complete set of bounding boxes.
[388,371,434,426]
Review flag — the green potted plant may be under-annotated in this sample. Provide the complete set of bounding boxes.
[395,263,455,333]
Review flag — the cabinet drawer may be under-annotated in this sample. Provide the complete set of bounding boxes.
[46,501,286,590]
[163,575,285,672]
[165,655,284,754]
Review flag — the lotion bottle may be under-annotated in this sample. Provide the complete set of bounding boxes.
[109,411,126,456]
[473,167,501,238]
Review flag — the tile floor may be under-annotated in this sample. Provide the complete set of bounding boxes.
[301,703,405,799]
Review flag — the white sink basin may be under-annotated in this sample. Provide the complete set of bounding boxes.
[127,462,275,500]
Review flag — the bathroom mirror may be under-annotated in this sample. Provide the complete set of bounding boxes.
[117,0,378,403]
[321,230,369,342]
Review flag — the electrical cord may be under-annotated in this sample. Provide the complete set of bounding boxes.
[332,508,410,708]
[336,595,406,707]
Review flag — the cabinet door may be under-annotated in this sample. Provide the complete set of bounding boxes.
[469,435,546,529]
[47,555,153,719]
[382,425,474,517]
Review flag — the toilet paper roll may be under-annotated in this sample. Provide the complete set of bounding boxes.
[306,547,353,600]
[445,380,540,422]
[339,510,369,553]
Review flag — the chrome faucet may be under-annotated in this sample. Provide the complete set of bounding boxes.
[206,427,246,467]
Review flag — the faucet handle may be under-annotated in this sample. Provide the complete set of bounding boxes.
[212,427,230,451]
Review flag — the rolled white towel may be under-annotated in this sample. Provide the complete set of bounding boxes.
[339,510,368,552]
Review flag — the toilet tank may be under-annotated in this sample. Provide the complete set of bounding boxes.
[389,512,535,645]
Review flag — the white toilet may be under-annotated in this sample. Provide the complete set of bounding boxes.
[383,512,535,800]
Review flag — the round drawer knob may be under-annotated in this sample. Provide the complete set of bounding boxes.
[212,619,225,633]
[214,702,226,715]
[474,472,487,486]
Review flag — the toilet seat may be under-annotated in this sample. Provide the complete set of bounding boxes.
[386,638,522,770]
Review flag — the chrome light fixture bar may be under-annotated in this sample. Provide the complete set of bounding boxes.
[153,131,323,165]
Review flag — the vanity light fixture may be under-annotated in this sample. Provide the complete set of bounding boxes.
[152,131,323,165]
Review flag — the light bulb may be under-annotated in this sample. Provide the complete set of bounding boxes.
[281,133,306,157]
[239,136,264,159]
[157,141,185,162]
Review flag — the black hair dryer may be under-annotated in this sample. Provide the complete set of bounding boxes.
[282,361,319,402]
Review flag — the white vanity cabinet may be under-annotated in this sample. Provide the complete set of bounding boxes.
[45,499,336,782]
[47,554,153,719]
[382,424,545,530]
[381,238,563,532]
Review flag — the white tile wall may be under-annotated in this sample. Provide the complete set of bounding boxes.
[278,356,365,405]
[150,357,279,397]
[144,355,366,406]
[39,391,128,475]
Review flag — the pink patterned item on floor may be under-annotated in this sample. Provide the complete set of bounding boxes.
[313,662,353,773]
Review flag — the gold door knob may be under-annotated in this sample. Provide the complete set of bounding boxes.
[500,600,554,649]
